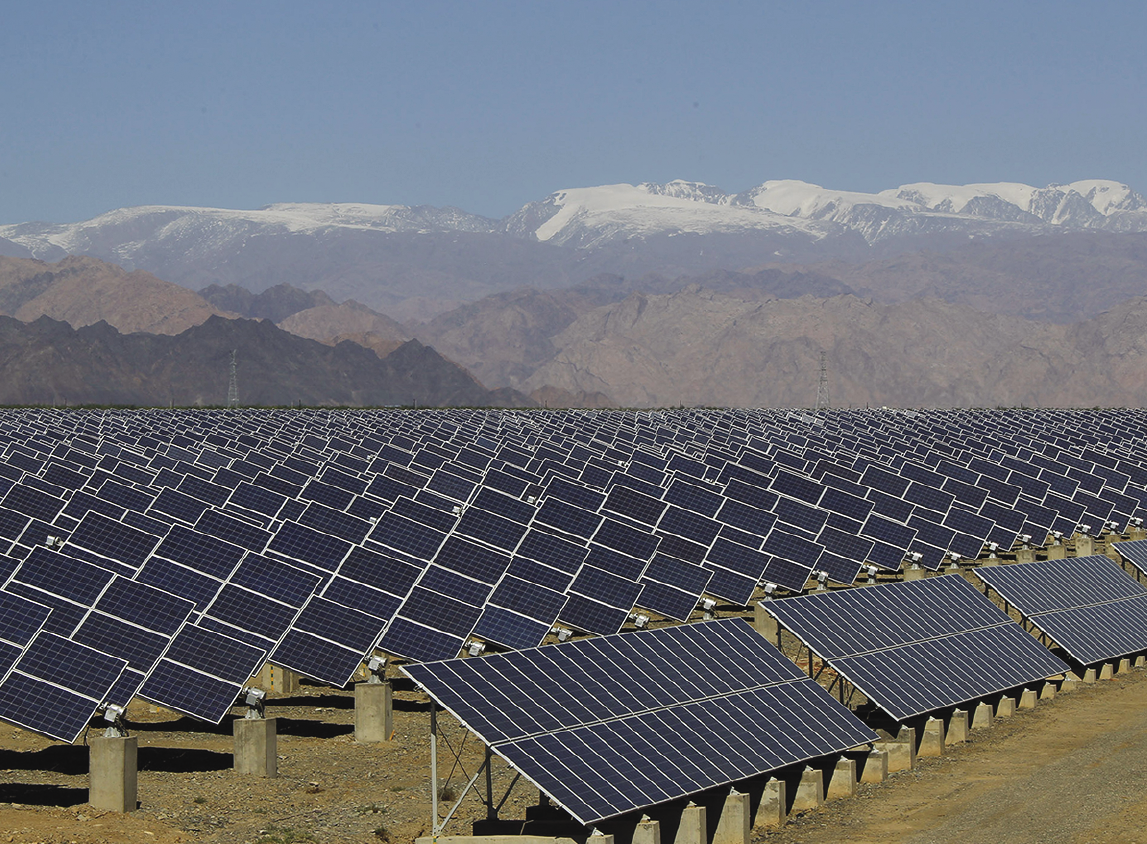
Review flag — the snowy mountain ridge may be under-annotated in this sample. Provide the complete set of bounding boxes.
[4,177,1145,262]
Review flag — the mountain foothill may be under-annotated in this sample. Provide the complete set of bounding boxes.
[3,176,1147,408]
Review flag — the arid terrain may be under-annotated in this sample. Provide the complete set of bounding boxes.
[1,656,1147,844]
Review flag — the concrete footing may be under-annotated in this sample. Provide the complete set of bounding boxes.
[1040,682,1056,700]
[876,727,916,772]
[258,663,299,695]
[355,681,394,742]
[1100,662,1115,680]
[1018,688,1038,710]
[1016,548,1037,564]
[996,696,1017,718]
[945,711,969,745]
[903,566,926,581]
[675,802,706,844]
[752,779,786,829]
[825,758,856,800]
[633,817,661,844]
[753,603,779,643]
[790,767,824,812]
[234,717,278,777]
[1136,655,1146,668]
[1083,667,1098,683]
[919,718,945,756]
[1047,543,1067,559]
[89,735,138,813]
[1075,535,1096,557]
[971,702,994,730]
[1119,658,1132,674]
[712,790,750,844]
[1061,672,1081,692]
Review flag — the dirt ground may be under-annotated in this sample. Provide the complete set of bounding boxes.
[2,665,1147,844]
[757,666,1147,844]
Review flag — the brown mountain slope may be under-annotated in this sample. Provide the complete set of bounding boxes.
[279,301,410,358]
[0,314,532,407]
[0,255,228,334]
[518,287,1147,408]
[762,231,1147,323]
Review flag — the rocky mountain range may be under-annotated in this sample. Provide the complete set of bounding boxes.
[0,313,526,408]
[4,178,1147,321]
[3,176,1147,409]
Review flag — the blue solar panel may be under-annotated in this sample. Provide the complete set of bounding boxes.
[976,555,1147,665]
[763,575,1070,720]
[0,631,128,741]
[405,618,877,826]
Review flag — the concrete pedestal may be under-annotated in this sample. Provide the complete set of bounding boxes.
[858,749,888,783]
[1083,667,1098,683]
[753,603,779,644]
[877,727,916,772]
[675,802,706,844]
[752,779,786,829]
[903,566,926,581]
[1018,688,1038,710]
[945,711,969,745]
[712,790,750,844]
[971,702,994,730]
[919,718,945,757]
[1047,543,1067,559]
[825,758,856,800]
[259,663,299,695]
[995,696,1017,718]
[89,735,137,813]
[1130,528,1147,542]
[633,817,662,844]
[790,767,824,812]
[355,681,394,742]
[1136,655,1146,668]
[1075,535,1096,557]
[1040,682,1057,700]
[1061,672,1081,692]
[1099,662,1115,680]
[1016,547,1037,563]
[234,717,278,777]
[1120,658,1134,673]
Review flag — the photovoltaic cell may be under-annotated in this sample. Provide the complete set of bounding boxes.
[975,555,1147,664]
[764,575,1070,720]
[404,619,877,826]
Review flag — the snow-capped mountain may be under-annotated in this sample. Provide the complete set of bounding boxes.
[2,177,1145,319]
[504,178,1147,246]
[0,202,497,265]
[502,181,821,248]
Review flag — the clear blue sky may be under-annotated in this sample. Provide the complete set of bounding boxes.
[2,1,1144,223]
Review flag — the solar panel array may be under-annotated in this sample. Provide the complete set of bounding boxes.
[0,405,1140,740]
[762,575,1071,721]
[405,618,878,826]
[975,555,1147,665]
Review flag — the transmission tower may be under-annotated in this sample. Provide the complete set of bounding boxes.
[227,349,239,409]
[815,351,831,411]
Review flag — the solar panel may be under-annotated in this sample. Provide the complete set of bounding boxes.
[67,512,159,568]
[763,575,1070,721]
[0,631,128,742]
[139,623,267,723]
[404,618,877,826]
[369,511,447,561]
[455,506,529,551]
[636,555,712,621]
[271,596,387,686]
[975,555,1147,665]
